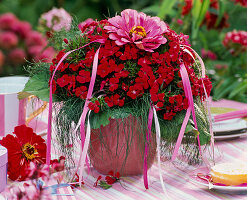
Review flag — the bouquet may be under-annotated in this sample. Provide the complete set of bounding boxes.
[22,9,213,189]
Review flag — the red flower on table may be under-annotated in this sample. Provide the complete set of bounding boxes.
[0,125,46,181]
[94,171,120,189]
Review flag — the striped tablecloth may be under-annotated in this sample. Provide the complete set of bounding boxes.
[30,99,247,199]
[72,99,247,200]
[72,136,247,200]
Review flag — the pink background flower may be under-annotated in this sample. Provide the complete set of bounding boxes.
[40,8,72,32]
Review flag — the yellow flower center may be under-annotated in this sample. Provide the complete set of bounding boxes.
[22,143,37,160]
[129,26,146,38]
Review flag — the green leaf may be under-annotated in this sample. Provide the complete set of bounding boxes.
[157,0,177,19]
[22,73,50,102]
[99,181,112,190]
[199,130,211,145]
[185,123,194,133]
[90,111,111,129]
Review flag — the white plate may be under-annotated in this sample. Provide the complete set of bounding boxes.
[213,118,247,132]
[190,175,247,193]
[214,132,247,140]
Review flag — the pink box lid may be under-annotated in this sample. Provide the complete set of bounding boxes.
[0,146,7,167]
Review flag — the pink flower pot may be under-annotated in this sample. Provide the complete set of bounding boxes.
[88,115,156,176]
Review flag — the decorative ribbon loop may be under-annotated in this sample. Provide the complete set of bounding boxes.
[181,45,215,164]
[47,40,103,166]
[78,110,92,186]
[171,63,201,161]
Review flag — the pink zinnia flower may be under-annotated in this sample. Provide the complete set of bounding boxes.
[104,9,168,52]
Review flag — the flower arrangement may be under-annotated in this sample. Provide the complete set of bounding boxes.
[22,9,212,186]
[0,13,55,76]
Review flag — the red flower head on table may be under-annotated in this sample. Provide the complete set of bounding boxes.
[0,124,46,181]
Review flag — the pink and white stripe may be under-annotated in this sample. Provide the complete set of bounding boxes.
[0,76,29,136]
[0,93,26,136]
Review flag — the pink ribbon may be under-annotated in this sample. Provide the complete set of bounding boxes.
[78,47,100,185]
[46,39,104,165]
[143,107,154,189]
[171,63,201,161]
[0,95,4,136]
[18,99,26,126]
[182,45,215,163]
[182,46,206,78]
[214,109,247,122]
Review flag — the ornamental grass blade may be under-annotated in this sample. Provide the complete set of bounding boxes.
[192,0,210,39]
[215,0,226,27]
[157,0,176,20]
[228,80,247,99]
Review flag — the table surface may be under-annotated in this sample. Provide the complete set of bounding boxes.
[72,99,247,200]
[3,99,247,200]
[73,137,247,200]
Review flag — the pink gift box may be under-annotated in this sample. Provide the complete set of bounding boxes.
[0,146,7,192]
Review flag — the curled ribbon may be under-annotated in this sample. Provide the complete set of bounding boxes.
[143,107,153,189]
[47,39,104,167]
[182,45,215,164]
[171,63,201,161]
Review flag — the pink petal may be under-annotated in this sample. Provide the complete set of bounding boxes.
[109,33,121,40]
[121,37,131,43]
[115,40,127,46]
[104,25,118,32]
[134,41,145,50]
[108,16,122,28]
[117,29,129,37]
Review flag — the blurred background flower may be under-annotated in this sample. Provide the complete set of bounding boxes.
[39,7,72,32]
[0,12,55,76]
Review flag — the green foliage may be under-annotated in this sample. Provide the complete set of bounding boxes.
[22,73,50,102]
[19,62,51,101]
[157,0,177,20]
[90,94,151,129]
[191,0,210,39]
